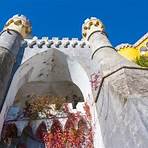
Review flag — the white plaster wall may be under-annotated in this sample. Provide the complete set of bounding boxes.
[0,39,105,147]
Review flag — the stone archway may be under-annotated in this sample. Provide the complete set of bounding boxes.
[3,48,93,116]
[0,48,96,146]
[5,48,92,106]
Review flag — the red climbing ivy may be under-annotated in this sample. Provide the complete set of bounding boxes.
[41,104,93,147]
[83,102,92,121]
[3,96,94,148]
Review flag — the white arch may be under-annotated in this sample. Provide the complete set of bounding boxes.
[0,48,93,133]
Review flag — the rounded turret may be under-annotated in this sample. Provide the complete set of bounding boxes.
[81,16,137,78]
[82,17,104,41]
[0,14,31,111]
[3,14,32,38]
[82,17,111,56]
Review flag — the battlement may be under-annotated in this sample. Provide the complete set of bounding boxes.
[23,36,89,49]
[116,43,133,51]
[116,32,148,50]
[134,32,148,47]
[115,33,148,65]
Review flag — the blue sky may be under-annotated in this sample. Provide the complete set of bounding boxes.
[0,0,147,46]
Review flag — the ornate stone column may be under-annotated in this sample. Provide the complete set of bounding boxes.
[0,14,31,111]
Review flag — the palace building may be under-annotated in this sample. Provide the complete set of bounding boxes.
[0,14,148,148]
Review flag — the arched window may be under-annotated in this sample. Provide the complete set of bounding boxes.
[51,119,63,134]
[64,113,77,130]
[78,117,88,134]
[35,122,47,142]
[1,123,18,144]
[50,118,64,147]
[17,122,34,148]
[64,113,78,147]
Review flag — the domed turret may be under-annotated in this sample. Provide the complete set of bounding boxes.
[4,14,31,38]
[82,17,112,59]
[82,17,104,41]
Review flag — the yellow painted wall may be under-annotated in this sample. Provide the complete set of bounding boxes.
[118,46,139,62]
[117,36,148,67]
[135,38,148,53]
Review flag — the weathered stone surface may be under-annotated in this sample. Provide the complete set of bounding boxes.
[0,47,14,110]
[0,31,21,57]
[0,30,22,112]
[96,68,148,148]
[84,17,148,147]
